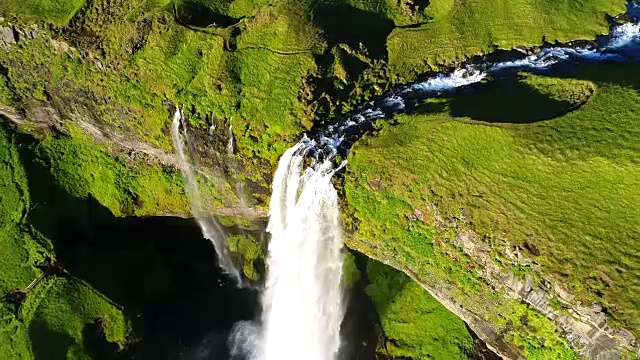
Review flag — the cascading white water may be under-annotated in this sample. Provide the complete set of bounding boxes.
[227,124,234,155]
[228,7,639,357]
[260,143,344,360]
[171,108,242,285]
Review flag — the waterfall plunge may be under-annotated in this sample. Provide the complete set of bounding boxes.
[171,108,242,285]
[260,143,344,360]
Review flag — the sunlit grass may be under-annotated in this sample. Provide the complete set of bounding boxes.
[0,0,85,27]
[387,0,627,78]
[345,64,640,337]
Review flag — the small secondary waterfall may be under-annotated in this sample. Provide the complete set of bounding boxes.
[171,109,242,285]
[260,144,344,360]
[227,124,234,155]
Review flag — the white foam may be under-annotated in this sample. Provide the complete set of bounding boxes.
[405,68,488,94]
[606,22,640,49]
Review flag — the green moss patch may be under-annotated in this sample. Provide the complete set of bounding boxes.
[0,125,127,359]
[365,260,473,358]
[0,0,86,27]
[227,233,263,281]
[34,126,189,217]
[0,127,43,294]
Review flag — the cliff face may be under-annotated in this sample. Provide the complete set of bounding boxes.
[1,0,639,358]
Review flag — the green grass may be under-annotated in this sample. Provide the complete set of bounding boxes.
[345,64,640,339]
[23,278,127,356]
[0,124,128,359]
[2,0,324,192]
[0,127,43,295]
[387,0,627,79]
[0,74,15,106]
[2,0,631,193]
[2,0,638,355]
[0,0,85,27]
[33,125,190,217]
[0,303,33,359]
[365,260,473,359]
[341,251,361,288]
[227,233,263,281]
[505,304,575,360]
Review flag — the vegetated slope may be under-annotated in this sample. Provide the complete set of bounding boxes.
[0,0,85,27]
[0,124,262,358]
[0,127,127,359]
[387,0,627,79]
[35,126,193,217]
[365,260,474,359]
[0,0,628,201]
[1,0,636,358]
[1,0,324,200]
[344,65,640,357]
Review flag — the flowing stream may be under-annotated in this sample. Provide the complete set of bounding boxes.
[255,9,639,359]
[171,5,640,358]
[309,15,639,159]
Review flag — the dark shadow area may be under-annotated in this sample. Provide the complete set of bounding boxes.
[336,48,370,83]
[175,1,240,28]
[404,0,430,13]
[466,324,503,360]
[29,320,75,360]
[16,133,259,359]
[339,251,382,360]
[447,73,588,124]
[404,97,448,117]
[313,3,394,59]
[82,320,121,360]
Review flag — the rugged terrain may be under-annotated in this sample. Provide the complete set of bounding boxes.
[0,0,638,359]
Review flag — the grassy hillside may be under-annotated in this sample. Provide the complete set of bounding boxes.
[387,0,627,79]
[0,126,127,359]
[0,0,85,26]
[1,0,637,357]
[0,127,42,295]
[33,125,199,217]
[344,63,640,349]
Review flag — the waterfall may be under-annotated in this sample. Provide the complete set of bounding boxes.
[227,124,234,155]
[227,7,639,357]
[171,108,243,285]
[260,143,344,360]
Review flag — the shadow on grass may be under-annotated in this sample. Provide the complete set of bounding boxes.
[364,259,412,318]
[16,133,259,359]
[175,0,240,28]
[82,319,121,360]
[447,73,588,124]
[506,62,640,161]
[29,320,75,360]
[313,2,394,60]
